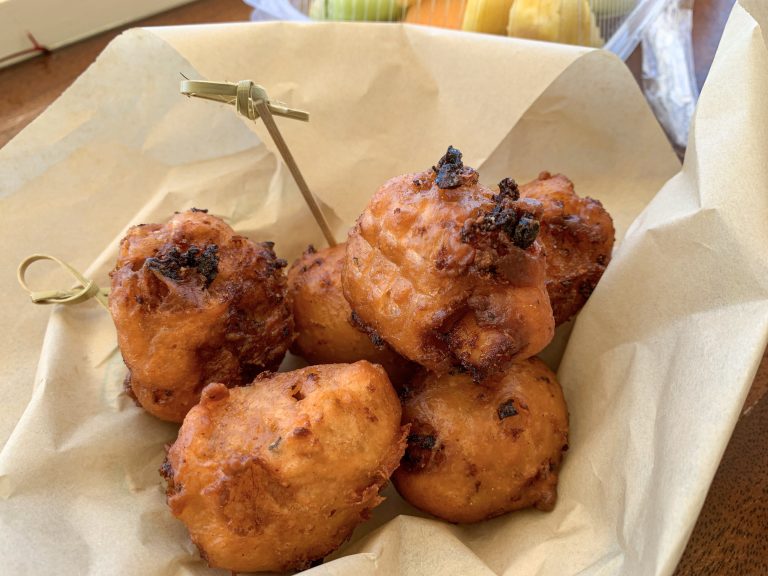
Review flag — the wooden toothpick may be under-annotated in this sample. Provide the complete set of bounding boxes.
[180,79,336,247]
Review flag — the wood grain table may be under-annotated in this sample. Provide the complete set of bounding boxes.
[0,0,765,574]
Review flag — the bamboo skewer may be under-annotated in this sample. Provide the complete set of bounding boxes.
[17,254,109,309]
[18,79,334,308]
[181,79,337,247]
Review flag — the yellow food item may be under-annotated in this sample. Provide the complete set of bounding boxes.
[462,0,516,35]
[406,0,466,29]
[508,0,604,47]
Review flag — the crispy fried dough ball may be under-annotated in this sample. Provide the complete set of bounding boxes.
[520,172,615,325]
[287,243,418,387]
[162,362,408,573]
[393,357,569,523]
[343,147,554,380]
[109,209,293,422]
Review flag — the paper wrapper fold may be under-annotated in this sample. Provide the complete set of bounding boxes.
[1,4,767,574]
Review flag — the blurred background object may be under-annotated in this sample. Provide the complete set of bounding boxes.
[0,0,196,68]
[506,0,604,47]
[247,0,643,49]
[642,0,698,153]
[245,0,310,20]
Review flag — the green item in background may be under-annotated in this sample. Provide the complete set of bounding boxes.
[310,0,408,21]
[590,0,636,17]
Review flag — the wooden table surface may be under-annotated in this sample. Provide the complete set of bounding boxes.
[0,0,765,574]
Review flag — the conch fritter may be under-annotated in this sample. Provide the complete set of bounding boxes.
[520,172,615,325]
[393,357,569,523]
[162,362,408,573]
[287,242,417,387]
[109,209,293,422]
[343,147,554,380]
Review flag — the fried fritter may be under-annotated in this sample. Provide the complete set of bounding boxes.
[393,357,569,523]
[287,243,418,387]
[162,362,408,573]
[109,209,293,422]
[343,147,554,380]
[520,172,615,325]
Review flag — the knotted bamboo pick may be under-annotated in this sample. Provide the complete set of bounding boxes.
[18,80,335,307]
[180,79,337,247]
[17,254,109,310]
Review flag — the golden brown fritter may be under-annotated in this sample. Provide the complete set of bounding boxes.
[109,209,293,423]
[520,172,615,325]
[287,243,418,387]
[393,357,569,523]
[343,147,554,380]
[162,362,408,573]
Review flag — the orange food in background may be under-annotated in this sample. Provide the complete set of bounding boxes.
[405,0,466,29]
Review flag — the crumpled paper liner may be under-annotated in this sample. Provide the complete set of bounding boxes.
[1,3,766,575]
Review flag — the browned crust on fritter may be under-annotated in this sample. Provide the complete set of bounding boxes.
[162,362,408,573]
[520,172,615,325]
[109,209,294,422]
[342,148,554,380]
[286,243,417,388]
[393,357,569,523]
